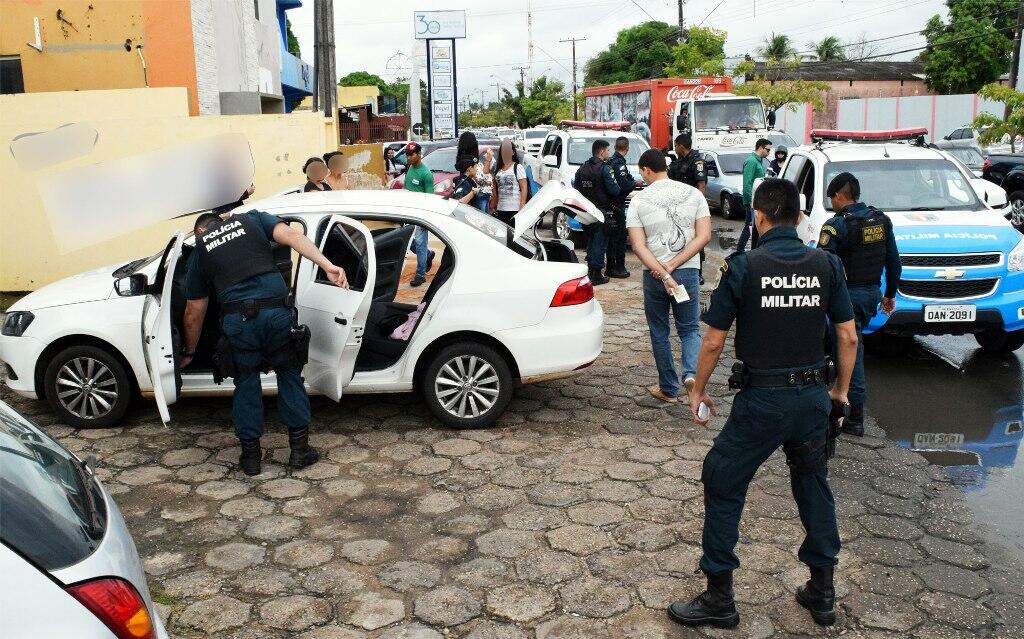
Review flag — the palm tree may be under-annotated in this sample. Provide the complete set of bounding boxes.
[810,36,845,62]
[758,32,796,61]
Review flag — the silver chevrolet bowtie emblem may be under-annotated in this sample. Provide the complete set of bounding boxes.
[934,268,966,280]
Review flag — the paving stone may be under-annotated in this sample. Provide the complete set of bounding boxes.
[466,485,526,511]
[118,466,173,486]
[160,503,208,523]
[475,528,541,557]
[379,560,442,592]
[231,566,297,595]
[322,478,367,499]
[296,626,368,639]
[527,481,587,507]
[850,564,924,598]
[245,514,302,540]
[916,591,994,631]
[175,595,251,633]
[588,479,645,502]
[162,570,223,598]
[300,561,368,596]
[343,593,406,630]
[918,535,990,570]
[461,620,529,639]
[567,500,626,526]
[377,623,444,639]
[844,537,923,567]
[859,514,925,540]
[588,550,660,585]
[415,535,470,562]
[913,563,991,598]
[534,616,610,639]
[514,551,585,585]
[559,578,632,618]
[414,585,482,626]
[405,456,453,475]
[274,539,334,568]
[260,594,331,631]
[417,491,463,514]
[195,479,250,500]
[486,583,556,622]
[612,521,677,551]
[258,477,309,499]
[433,438,482,456]
[341,539,395,565]
[605,460,659,481]
[843,591,923,632]
[442,513,493,536]
[546,524,611,555]
[162,447,210,466]
[502,504,568,530]
[205,542,265,571]
[452,557,511,589]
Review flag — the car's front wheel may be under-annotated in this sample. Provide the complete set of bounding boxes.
[1007,190,1024,231]
[43,345,131,428]
[422,342,513,429]
[975,328,1024,353]
[721,193,742,220]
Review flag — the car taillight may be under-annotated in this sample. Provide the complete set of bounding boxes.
[550,276,594,307]
[983,157,992,173]
[66,578,155,639]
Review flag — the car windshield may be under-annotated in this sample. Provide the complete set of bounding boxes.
[712,153,748,174]
[525,130,547,139]
[567,136,651,165]
[768,132,798,147]
[947,147,985,168]
[694,98,766,131]
[422,147,458,173]
[823,159,983,211]
[0,402,107,571]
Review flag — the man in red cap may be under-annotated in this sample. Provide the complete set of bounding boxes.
[403,142,436,286]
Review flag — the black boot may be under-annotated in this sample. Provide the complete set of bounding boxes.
[288,427,321,469]
[667,571,740,628]
[841,404,865,437]
[606,258,630,278]
[239,438,262,476]
[589,266,610,285]
[796,566,837,626]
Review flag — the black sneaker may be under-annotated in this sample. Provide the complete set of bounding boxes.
[410,275,426,287]
[606,267,630,279]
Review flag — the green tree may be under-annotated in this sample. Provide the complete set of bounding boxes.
[972,83,1024,152]
[809,36,845,62]
[285,17,301,57]
[664,26,728,77]
[338,71,390,93]
[922,0,1017,94]
[500,76,572,128]
[758,32,796,61]
[584,21,679,86]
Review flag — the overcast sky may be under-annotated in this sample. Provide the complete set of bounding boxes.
[288,0,948,104]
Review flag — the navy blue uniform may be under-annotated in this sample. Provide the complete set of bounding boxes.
[573,157,620,270]
[700,226,853,575]
[818,202,901,415]
[451,174,477,203]
[186,211,310,441]
[607,151,637,270]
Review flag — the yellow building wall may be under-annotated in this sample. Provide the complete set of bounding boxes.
[1,88,336,291]
[338,85,381,108]
[0,0,200,114]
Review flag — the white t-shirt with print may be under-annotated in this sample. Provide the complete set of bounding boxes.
[626,178,710,270]
[494,163,527,211]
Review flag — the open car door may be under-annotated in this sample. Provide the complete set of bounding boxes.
[142,232,183,425]
[296,215,376,401]
[512,180,603,242]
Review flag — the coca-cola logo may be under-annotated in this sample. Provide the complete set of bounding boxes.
[666,85,716,102]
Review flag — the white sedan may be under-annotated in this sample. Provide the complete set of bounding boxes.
[0,183,604,430]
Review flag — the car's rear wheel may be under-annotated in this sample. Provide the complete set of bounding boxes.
[721,193,741,220]
[422,342,513,429]
[1007,190,1024,231]
[975,328,1024,353]
[44,345,131,428]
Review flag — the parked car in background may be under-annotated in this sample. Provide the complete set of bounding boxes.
[702,149,747,220]
[933,142,986,177]
[389,144,502,197]
[0,400,171,639]
[943,125,1020,156]
[983,153,1024,185]
[767,130,799,149]
[988,165,1024,231]
[523,126,554,157]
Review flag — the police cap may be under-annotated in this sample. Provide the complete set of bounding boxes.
[826,171,860,200]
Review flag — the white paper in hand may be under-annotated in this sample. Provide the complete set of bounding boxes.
[697,402,711,421]
[671,284,690,303]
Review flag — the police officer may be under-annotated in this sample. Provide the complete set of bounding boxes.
[669,178,859,629]
[668,133,708,282]
[180,207,348,475]
[606,136,638,278]
[818,172,901,436]
[573,139,621,285]
[768,145,788,177]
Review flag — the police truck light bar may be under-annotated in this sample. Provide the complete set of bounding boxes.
[559,120,632,131]
[810,128,928,144]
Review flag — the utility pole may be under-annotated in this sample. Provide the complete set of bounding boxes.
[560,36,586,120]
[527,0,535,85]
[1010,0,1024,93]
[313,0,337,119]
[513,66,529,89]
[493,82,502,105]
[677,0,686,41]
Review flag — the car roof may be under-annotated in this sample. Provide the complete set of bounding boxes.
[799,142,948,162]
[248,190,460,217]
[558,129,646,141]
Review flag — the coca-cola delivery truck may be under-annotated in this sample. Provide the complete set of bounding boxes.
[583,77,768,151]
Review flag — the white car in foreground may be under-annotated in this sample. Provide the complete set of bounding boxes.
[0,184,604,430]
[0,400,170,639]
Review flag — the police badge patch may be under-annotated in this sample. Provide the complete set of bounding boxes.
[818,224,837,247]
[694,160,705,172]
[713,260,729,290]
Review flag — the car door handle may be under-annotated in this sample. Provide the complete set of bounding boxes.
[335,317,348,325]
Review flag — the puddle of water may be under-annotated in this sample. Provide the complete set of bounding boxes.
[866,336,1024,559]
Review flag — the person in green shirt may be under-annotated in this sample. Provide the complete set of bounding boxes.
[738,138,772,253]
[403,142,436,286]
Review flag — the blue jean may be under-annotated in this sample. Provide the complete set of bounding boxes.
[737,206,756,253]
[411,225,430,278]
[586,222,608,269]
[475,192,491,212]
[221,307,311,441]
[843,285,882,411]
[700,384,839,574]
[643,268,702,397]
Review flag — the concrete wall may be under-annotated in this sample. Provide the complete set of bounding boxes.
[339,85,381,109]
[774,102,814,145]
[0,88,336,290]
[212,0,284,114]
[817,79,931,130]
[190,0,221,115]
[836,93,1006,142]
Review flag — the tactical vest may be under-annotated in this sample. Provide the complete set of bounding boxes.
[669,151,700,187]
[575,158,613,211]
[196,213,278,296]
[838,208,887,287]
[735,247,832,370]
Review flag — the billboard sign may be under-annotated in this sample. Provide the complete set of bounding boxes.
[428,39,458,140]
[414,10,467,40]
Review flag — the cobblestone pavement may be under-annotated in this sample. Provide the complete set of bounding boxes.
[6,251,1024,639]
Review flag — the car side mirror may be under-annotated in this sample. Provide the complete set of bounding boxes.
[943,135,951,141]
[114,273,147,297]
[676,115,690,133]
[706,163,719,178]
[543,154,559,168]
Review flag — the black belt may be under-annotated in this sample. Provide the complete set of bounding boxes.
[746,365,830,389]
[221,297,288,318]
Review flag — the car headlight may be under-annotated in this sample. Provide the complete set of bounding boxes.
[1010,237,1024,272]
[2,312,34,337]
